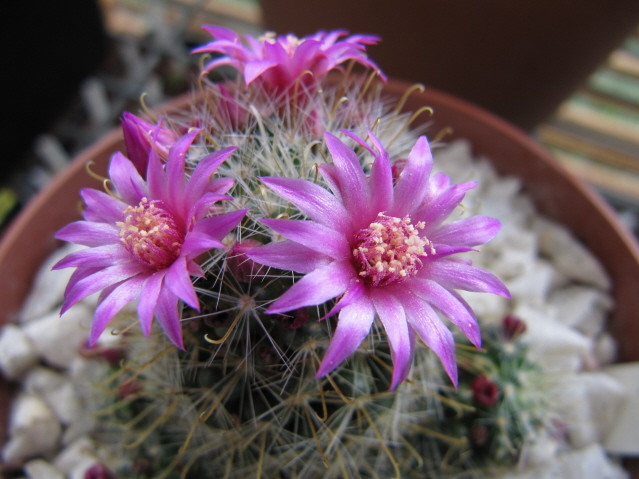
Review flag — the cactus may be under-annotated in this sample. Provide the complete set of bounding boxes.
[54,27,551,478]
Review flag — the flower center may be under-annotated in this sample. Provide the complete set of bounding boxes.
[118,198,184,270]
[352,213,434,287]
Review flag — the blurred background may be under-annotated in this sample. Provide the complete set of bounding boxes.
[3,0,639,236]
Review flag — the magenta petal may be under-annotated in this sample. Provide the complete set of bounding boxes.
[55,221,119,246]
[89,275,145,345]
[324,132,370,219]
[261,218,350,260]
[62,264,145,313]
[339,130,394,213]
[191,209,247,242]
[244,59,278,84]
[181,232,225,259]
[137,270,165,336]
[266,261,352,314]
[121,112,153,174]
[187,147,237,203]
[416,181,476,226]
[391,136,433,216]
[108,152,147,205]
[154,290,184,349]
[429,216,501,247]
[425,260,511,298]
[146,152,168,201]
[315,296,375,378]
[410,279,481,348]
[80,188,127,223]
[53,244,129,270]
[187,193,233,221]
[366,134,394,213]
[398,289,458,386]
[247,241,330,274]
[370,289,413,390]
[165,256,199,310]
[207,177,234,196]
[322,279,366,319]
[260,176,350,231]
[317,164,342,201]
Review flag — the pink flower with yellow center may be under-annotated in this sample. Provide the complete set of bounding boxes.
[54,128,246,348]
[192,26,385,97]
[248,131,510,389]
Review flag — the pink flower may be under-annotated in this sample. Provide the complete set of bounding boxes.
[192,26,385,97]
[54,129,246,348]
[121,112,178,175]
[248,131,509,389]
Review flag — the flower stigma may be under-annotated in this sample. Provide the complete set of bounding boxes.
[118,197,184,270]
[352,212,435,287]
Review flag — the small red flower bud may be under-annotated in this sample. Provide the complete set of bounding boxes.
[471,375,500,407]
[502,314,527,340]
[84,463,115,479]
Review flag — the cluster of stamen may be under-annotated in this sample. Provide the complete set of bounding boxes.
[353,213,435,287]
[117,198,184,270]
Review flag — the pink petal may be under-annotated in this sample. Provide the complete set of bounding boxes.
[53,244,129,270]
[370,289,413,390]
[415,180,476,227]
[246,241,330,274]
[190,209,247,242]
[315,296,375,378]
[55,221,119,246]
[187,192,233,221]
[409,279,481,348]
[339,130,394,213]
[207,177,235,196]
[89,275,145,345]
[324,132,370,222]
[424,260,511,298]
[397,288,458,386]
[244,59,278,84]
[154,290,184,349]
[137,270,165,336]
[391,136,432,216]
[322,278,366,319]
[61,263,146,314]
[181,232,225,259]
[187,146,237,204]
[164,129,201,209]
[260,176,350,231]
[80,188,127,223]
[165,256,199,310]
[108,152,147,204]
[266,261,352,314]
[261,218,350,260]
[147,151,168,201]
[429,216,501,247]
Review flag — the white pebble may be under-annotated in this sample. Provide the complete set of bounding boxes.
[533,217,611,290]
[22,304,92,369]
[0,324,39,379]
[549,286,613,337]
[516,305,590,372]
[19,243,82,323]
[499,443,628,479]
[2,394,62,464]
[54,436,101,479]
[24,459,65,479]
[549,373,628,448]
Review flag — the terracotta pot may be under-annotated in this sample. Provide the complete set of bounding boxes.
[1,80,638,471]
